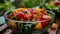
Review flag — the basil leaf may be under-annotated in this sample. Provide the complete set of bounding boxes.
[11,16,17,20]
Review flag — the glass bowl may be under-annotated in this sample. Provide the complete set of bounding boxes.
[4,10,55,34]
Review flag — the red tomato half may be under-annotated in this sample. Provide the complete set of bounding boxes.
[41,14,51,21]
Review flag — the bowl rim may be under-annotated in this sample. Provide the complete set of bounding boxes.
[4,10,55,23]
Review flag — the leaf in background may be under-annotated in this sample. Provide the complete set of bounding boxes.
[0,0,15,16]
[19,0,46,8]
[0,4,6,16]
[23,0,44,8]
[39,0,46,8]
[0,4,5,8]
[24,0,34,8]
[58,6,60,13]
[19,0,25,8]
[45,0,51,3]
[34,0,40,6]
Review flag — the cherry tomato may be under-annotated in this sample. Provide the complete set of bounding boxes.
[16,12,24,19]
[24,15,31,20]
[54,1,60,6]
[31,11,36,14]
[41,21,48,27]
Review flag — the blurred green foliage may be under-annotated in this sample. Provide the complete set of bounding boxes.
[19,0,46,8]
[0,0,15,16]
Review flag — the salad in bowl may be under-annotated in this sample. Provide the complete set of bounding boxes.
[4,8,55,34]
[44,1,60,17]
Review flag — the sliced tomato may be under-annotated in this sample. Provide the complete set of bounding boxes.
[41,14,51,21]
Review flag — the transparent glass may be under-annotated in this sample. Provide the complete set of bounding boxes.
[4,10,55,34]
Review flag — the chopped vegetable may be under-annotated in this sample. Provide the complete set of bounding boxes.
[34,23,42,30]
[7,8,51,32]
